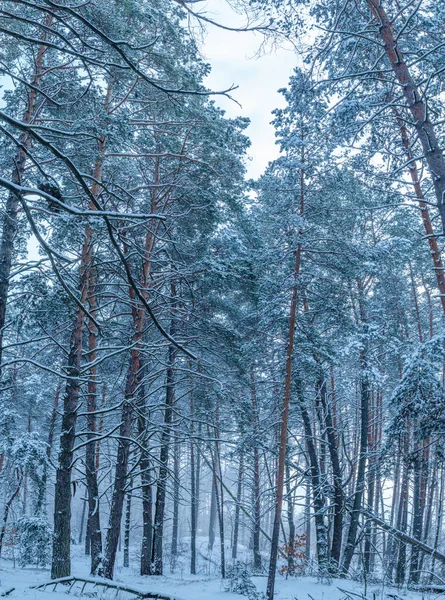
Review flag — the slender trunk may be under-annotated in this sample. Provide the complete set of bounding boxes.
[212,441,226,578]
[0,19,52,374]
[101,364,135,579]
[251,369,262,571]
[36,385,61,515]
[0,470,23,558]
[171,424,180,563]
[85,268,102,575]
[409,435,429,584]
[78,498,87,546]
[305,482,311,567]
[190,384,197,573]
[297,380,329,573]
[123,489,132,568]
[51,77,110,578]
[369,0,445,236]
[318,372,343,571]
[364,390,376,576]
[138,360,152,576]
[430,465,445,583]
[208,477,217,551]
[152,329,176,575]
[266,206,303,600]
[285,462,296,575]
[396,428,410,586]
[51,294,87,578]
[232,452,244,561]
[341,280,370,576]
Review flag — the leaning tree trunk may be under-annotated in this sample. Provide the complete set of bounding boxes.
[367,0,445,236]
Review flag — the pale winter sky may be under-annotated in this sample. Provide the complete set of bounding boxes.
[197,0,297,178]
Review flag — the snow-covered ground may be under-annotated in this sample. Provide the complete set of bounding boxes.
[0,553,436,600]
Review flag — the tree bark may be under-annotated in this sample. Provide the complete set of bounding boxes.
[266,244,301,600]
[151,325,176,576]
[250,369,262,571]
[341,280,370,576]
[368,0,445,235]
[123,489,132,568]
[0,17,53,375]
[232,452,244,561]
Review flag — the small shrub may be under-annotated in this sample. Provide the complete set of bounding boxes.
[16,516,52,567]
[224,563,266,600]
[279,533,307,577]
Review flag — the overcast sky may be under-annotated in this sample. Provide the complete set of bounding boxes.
[197,0,296,178]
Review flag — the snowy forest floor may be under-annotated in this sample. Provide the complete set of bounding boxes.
[0,549,438,600]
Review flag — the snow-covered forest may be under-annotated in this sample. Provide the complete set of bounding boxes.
[1,1,445,599]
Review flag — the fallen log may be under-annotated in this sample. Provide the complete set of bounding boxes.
[32,575,183,599]
[361,510,445,565]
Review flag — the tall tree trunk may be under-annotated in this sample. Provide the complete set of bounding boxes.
[0,17,52,375]
[190,384,198,573]
[0,469,23,558]
[305,482,311,568]
[208,476,217,551]
[297,379,329,573]
[232,452,244,561]
[266,169,303,599]
[368,0,445,236]
[396,428,410,586]
[212,437,226,579]
[102,363,136,579]
[364,390,376,576]
[152,327,176,575]
[317,371,343,572]
[51,76,110,578]
[51,251,91,578]
[103,156,159,579]
[341,280,370,576]
[138,360,153,576]
[171,423,180,564]
[85,268,102,575]
[123,488,132,568]
[35,384,60,515]
[409,434,429,584]
[430,464,444,584]
[250,369,262,572]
